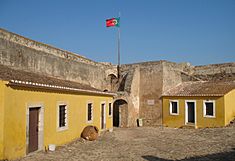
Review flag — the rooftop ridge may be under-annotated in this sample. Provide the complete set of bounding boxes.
[162,81,235,97]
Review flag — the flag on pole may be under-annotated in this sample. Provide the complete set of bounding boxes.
[106,18,120,27]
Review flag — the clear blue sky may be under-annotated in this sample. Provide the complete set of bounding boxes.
[0,0,234,65]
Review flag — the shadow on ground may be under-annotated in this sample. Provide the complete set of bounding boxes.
[142,148,235,161]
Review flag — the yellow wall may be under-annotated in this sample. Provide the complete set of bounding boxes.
[0,81,5,160]
[162,98,185,127]
[224,89,235,125]
[2,81,113,160]
[162,96,225,128]
[196,97,224,128]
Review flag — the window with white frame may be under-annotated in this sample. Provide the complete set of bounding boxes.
[87,103,93,122]
[203,100,215,117]
[58,104,68,130]
[108,103,112,117]
[169,100,179,115]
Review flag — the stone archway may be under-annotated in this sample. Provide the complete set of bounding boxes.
[107,74,118,91]
[113,99,128,127]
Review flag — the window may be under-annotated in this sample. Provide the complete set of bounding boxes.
[108,103,112,116]
[203,100,215,118]
[87,103,93,122]
[169,100,179,115]
[58,104,68,130]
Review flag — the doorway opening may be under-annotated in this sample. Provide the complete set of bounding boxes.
[107,74,118,91]
[113,99,128,127]
[185,101,196,125]
[28,107,40,153]
[101,103,106,130]
[26,104,44,154]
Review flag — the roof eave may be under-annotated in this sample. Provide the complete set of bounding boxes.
[162,94,224,97]
[7,80,116,97]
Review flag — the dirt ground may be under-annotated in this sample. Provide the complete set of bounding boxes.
[16,125,235,161]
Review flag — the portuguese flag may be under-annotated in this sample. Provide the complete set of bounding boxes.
[106,18,120,27]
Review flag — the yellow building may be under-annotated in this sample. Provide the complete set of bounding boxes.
[162,81,235,128]
[0,65,115,160]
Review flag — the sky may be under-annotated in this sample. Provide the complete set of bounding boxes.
[0,0,235,66]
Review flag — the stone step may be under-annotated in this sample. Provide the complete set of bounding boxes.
[180,123,196,129]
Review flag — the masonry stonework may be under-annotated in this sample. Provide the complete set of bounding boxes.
[0,29,113,90]
[1,28,235,127]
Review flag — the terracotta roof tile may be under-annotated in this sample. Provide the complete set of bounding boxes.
[0,64,114,95]
[163,81,235,97]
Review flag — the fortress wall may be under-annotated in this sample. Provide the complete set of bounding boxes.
[138,62,163,126]
[0,28,110,89]
[193,63,235,81]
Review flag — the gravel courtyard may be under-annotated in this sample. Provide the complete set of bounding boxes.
[17,125,235,161]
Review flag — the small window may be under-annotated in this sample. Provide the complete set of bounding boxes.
[204,100,215,117]
[87,103,93,122]
[108,103,112,116]
[169,100,179,115]
[58,104,68,130]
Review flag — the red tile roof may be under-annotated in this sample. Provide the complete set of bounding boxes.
[163,81,235,97]
[0,64,115,96]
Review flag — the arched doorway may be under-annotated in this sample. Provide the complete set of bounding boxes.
[107,74,118,91]
[113,99,128,127]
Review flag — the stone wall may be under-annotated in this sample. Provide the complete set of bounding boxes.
[162,61,184,92]
[112,63,141,127]
[192,63,235,81]
[128,67,140,126]
[0,28,112,89]
[0,28,101,66]
[118,61,164,126]
[138,62,163,126]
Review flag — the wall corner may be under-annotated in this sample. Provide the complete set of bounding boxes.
[0,81,5,159]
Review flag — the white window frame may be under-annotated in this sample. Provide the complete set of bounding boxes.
[86,101,94,123]
[57,102,68,131]
[169,100,179,115]
[203,100,216,118]
[108,102,113,117]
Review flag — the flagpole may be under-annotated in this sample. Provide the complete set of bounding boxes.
[117,12,121,79]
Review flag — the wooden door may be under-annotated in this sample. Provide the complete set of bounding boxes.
[29,108,39,153]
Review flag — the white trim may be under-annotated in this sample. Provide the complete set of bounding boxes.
[26,103,44,154]
[108,102,113,117]
[203,100,216,118]
[185,100,197,126]
[9,80,116,96]
[100,101,106,130]
[57,102,68,131]
[169,100,179,115]
[86,101,94,123]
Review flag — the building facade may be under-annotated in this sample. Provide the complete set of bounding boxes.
[0,65,114,160]
[162,81,235,128]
